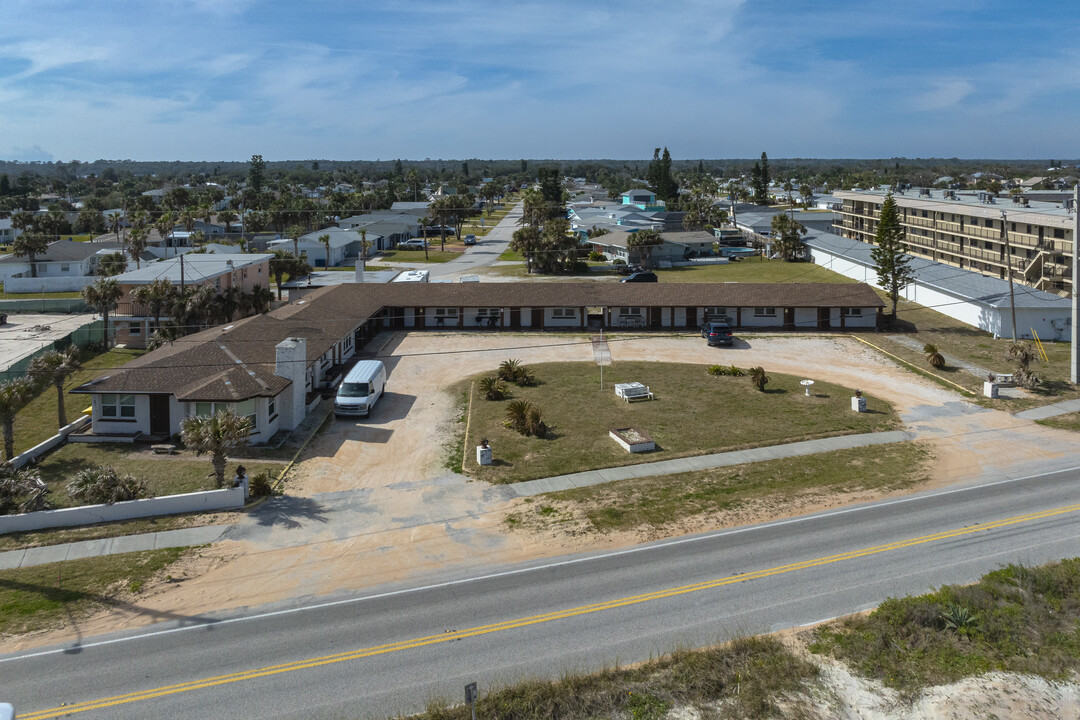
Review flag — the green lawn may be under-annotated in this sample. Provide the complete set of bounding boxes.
[32,443,281,508]
[1037,412,1080,432]
[859,294,1078,409]
[375,249,462,264]
[0,285,84,299]
[497,248,524,262]
[0,548,186,636]
[13,347,146,454]
[458,361,899,484]
[520,442,930,534]
[810,558,1080,698]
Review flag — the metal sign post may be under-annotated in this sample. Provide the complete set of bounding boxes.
[465,682,478,720]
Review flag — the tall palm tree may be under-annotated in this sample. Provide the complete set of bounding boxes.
[184,285,217,330]
[358,229,373,270]
[627,228,663,269]
[287,224,304,259]
[28,346,82,429]
[180,409,252,488]
[218,286,241,322]
[270,249,297,300]
[154,211,174,256]
[127,224,148,268]
[12,232,49,277]
[318,233,332,269]
[131,278,174,331]
[95,251,127,277]
[0,377,35,461]
[418,217,430,261]
[248,284,274,314]
[218,209,238,234]
[82,276,122,348]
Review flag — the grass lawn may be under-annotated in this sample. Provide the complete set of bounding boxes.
[810,558,1080,698]
[654,258,856,284]
[0,513,229,552]
[458,361,899,484]
[460,204,514,237]
[0,548,186,636]
[1036,412,1080,432]
[32,443,282,508]
[0,285,84,299]
[857,294,1078,409]
[411,635,816,720]
[376,249,462,264]
[520,442,930,534]
[497,248,524,262]
[13,347,146,454]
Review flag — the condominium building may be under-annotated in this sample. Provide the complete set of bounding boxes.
[834,188,1076,296]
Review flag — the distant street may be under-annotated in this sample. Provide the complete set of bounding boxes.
[427,202,521,278]
[6,465,1080,719]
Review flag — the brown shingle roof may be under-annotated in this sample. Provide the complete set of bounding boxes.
[76,282,882,402]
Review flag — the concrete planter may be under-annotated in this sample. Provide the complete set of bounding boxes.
[851,396,867,412]
[476,445,493,466]
[609,427,655,453]
[983,381,1000,399]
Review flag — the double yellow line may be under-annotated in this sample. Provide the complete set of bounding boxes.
[21,501,1080,719]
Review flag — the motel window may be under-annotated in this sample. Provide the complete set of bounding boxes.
[194,400,256,428]
[128,323,141,336]
[235,399,257,427]
[268,397,277,421]
[840,308,863,317]
[435,308,458,317]
[985,218,994,228]
[1053,228,1065,239]
[61,263,70,272]
[753,307,776,317]
[617,307,641,316]
[477,308,501,316]
[552,308,577,317]
[101,394,136,419]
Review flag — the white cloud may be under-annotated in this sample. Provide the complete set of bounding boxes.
[913,79,976,111]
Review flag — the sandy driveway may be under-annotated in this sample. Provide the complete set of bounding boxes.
[17,331,1078,649]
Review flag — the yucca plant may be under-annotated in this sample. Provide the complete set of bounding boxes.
[524,406,547,437]
[727,364,744,376]
[515,368,538,387]
[478,375,507,400]
[749,366,770,392]
[923,343,945,368]
[498,359,523,383]
[940,602,980,636]
[505,400,532,434]
[67,465,150,505]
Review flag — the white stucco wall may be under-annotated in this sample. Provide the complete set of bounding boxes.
[794,307,818,330]
[543,308,583,327]
[91,394,151,436]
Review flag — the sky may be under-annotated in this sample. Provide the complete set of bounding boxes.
[0,0,1078,162]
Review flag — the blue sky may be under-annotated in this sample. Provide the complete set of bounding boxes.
[0,1,1077,161]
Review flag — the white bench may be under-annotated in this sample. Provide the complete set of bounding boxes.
[614,382,654,402]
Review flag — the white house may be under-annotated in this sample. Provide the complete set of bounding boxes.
[267,228,362,267]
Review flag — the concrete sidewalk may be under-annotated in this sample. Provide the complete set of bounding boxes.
[1014,398,1080,421]
[507,430,915,497]
[0,525,231,571]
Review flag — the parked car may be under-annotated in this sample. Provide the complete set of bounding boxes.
[621,271,658,283]
[463,234,477,245]
[701,321,734,346]
[397,239,428,250]
[616,263,643,275]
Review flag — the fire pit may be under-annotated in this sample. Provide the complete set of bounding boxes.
[609,427,655,453]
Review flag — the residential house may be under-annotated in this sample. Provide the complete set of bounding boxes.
[0,218,21,245]
[111,253,273,348]
[0,239,123,292]
[267,228,361,267]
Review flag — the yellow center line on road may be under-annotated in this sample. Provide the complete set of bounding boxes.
[20,502,1080,720]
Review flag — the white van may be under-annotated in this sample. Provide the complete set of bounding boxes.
[334,360,387,418]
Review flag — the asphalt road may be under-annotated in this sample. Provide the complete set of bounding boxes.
[428,203,521,278]
[5,465,1080,720]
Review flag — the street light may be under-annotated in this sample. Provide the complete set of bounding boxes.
[1001,211,1017,342]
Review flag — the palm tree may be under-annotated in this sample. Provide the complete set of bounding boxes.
[418,217,430,261]
[248,284,274,313]
[287,224,304,259]
[131,278,175,331]
[82,276,122,348]
[184,284,217,330]
[218,209,238,234]
[154,211,174,256]
[627,228,663,269]
[358,229,373,271]
[923,343,945,368]
[318,233,332,268]
[28,346,82,429]
[180,409,252,488]
[0,377,35,461]
[12,232,49,277]
[127,224,149,268]
[1008,341,1040,389]
[749,366,770,392]
[270,249,298,300]
[218,286,241,322]
[95,251,128,277]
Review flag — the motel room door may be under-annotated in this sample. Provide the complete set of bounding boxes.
[149,395,170,437]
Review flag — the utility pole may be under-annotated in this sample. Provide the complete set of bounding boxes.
[1072,184,1079,384]
[179,253,185,294]
[1001,211,1018,342]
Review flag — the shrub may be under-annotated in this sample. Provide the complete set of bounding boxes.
[612,257,627,266]
[498,359,523,382]
[0,466,50,515]
[249,472,275,498]
[923,343,945,368]
[588,251,605,261]
[478,375,507,400]
[515,368,538,387]
[749,366,769,392]
[708,364,745,377]
[505,400,532,434]
[66,465,150,505]
[525,406,547,437]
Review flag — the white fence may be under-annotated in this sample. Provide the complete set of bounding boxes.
[10,416,91,469]
[4,275,95,293]
[0,486,246,534]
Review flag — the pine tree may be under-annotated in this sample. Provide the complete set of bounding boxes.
[871,193,915,326]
